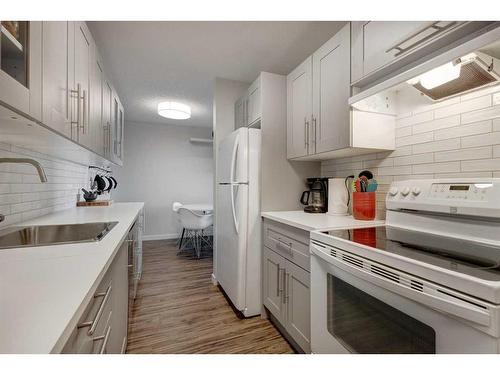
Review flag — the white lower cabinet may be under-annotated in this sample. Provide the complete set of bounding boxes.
[262,220,311,353]
[61,240,128,354]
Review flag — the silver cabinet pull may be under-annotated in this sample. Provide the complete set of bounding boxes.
[81,89,87,134]
[285,273,290,302]
[311,116,317,153]
[276,238,293,255]
[281,269,287,305]
[385,22,457,57]
[93,325,111,354]
[276,264,281,297]
[78,285,112,335]
[304,117,309,149]
[70,84,81,138]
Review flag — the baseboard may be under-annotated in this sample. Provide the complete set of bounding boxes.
[142,233,179,241]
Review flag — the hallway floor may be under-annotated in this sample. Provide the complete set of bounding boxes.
[126,240,295,354]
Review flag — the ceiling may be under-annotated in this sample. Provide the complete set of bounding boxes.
[88,21,346,128]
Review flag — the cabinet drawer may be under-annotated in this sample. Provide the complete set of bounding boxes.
[61,274,113,354]
[263,220,310,271]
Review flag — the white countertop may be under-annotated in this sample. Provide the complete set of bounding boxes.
[0,202,144,354]
[261,210,385,232]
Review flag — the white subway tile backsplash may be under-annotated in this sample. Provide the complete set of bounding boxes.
[435,146,492,162]
[0,143,90,229]
[461,105,500,124]
[412,138,460,154]
[461,158,500,172]
[412,161,460,174]
[396,110,433,127]
[396,132,434,147]
[434,120,492,140]
[321,84,500,219]
[434,95,491,119]
[461,132,500,148]
[412,115,460,135]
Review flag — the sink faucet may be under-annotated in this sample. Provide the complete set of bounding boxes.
[0,158,48,183]
[0,158,48,224]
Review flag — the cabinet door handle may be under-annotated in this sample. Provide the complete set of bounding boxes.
[276,265,281,297]
[77,284,112,335]
[312,117,317,152]
[70,84,81,137]
[385,21,457,57]
[276,238,293,255]
[304,117,309,149]
[281,270,287,305]
[285,273,290,302]
[81,89,87,134]
[93,325,111,354]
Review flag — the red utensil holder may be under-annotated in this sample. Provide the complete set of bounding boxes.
[352,192,376,220]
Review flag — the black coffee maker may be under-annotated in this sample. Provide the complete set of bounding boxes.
[300,177,328,213]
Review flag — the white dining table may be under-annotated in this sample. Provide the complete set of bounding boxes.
[181,203,213,213]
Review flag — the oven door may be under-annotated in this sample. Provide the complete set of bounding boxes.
[310,243,499,354]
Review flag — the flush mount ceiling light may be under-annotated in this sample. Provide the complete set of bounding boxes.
[157,101,191,120]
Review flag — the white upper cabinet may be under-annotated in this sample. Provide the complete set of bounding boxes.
[351,21,494,86]
[246,77,261,126]
[73,22,93,148]
[312,25,351,154]
[0,21,42,120]
[286,56,312,159]
[90,50,104,155]
[233,76,261,129]
[42,21,73,138]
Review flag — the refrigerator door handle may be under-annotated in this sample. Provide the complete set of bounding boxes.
[229,132,240,184]
[231,184,239,234]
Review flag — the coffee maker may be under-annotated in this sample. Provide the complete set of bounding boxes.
[300,177,328,213]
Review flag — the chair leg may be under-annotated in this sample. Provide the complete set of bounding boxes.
[178,228,185,250]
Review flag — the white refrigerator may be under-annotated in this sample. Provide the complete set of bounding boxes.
[216,127,261,317]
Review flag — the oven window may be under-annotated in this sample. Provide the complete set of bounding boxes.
[327,274,436,354]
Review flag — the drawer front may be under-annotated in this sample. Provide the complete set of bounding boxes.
[61,273,113,354]
[263,220,310,271]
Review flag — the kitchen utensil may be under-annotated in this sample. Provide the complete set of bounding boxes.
[109,176,118,189]
[366,180,378,192]
[81,188,98,202]
[94,174,106,191]
[359,170,374,180]
[355,179,362,193]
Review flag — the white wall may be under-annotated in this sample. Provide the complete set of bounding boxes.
[0,141,89,229]
[322,84,500,219]
[113,121,213,240]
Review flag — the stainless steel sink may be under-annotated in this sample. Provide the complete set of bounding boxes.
[0,221,118,250]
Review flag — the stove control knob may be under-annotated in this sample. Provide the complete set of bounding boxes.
[401,187,410,196]
[412,187,421,196]
[389,187,399,196]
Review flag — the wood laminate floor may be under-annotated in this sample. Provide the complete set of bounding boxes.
[126,240,295,354]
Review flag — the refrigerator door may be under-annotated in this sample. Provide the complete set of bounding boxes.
[216,182,249,311]
[217,127,249,184]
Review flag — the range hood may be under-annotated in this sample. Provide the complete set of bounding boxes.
[408,52,500,101]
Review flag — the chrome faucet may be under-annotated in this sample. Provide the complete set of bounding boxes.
[0,158,48,183]
[0,158,48,223]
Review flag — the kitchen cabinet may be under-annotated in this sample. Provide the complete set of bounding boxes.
[312,26,351,154]
[234,95,247,129]
[90,50,104,154]
[262,220,311,353]
[246,77,261,126]
[286,23,351,159]
[110,91,124,165]
[62,239,128,354]
[233,76,261,128]
[42,21,73,138]
[73,21,93,148]
[351,21,493,86]
[0,21,42,120]
[286,56,312,159]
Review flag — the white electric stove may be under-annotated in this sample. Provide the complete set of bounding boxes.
[310,179,500,354]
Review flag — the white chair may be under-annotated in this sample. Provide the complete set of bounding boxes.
[172,202,185,249]
[177,207,213,258]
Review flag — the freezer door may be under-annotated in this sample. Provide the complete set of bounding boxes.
[217,128,249,184]
[216,183,249,311]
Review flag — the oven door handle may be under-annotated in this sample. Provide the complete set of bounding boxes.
[311,245,491,327]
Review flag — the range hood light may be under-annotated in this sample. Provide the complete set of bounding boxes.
[419,62,462,90]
